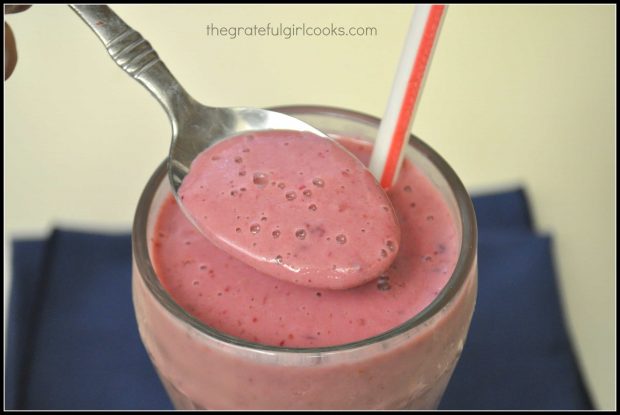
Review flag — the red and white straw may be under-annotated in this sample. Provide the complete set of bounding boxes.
[369,4,447,189]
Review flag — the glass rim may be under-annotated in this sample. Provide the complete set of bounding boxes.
[132,105,477,354]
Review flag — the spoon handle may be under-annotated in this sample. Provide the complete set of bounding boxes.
[70,5,194,126]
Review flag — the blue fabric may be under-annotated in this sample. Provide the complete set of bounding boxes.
[439,189,592,410]
[7,233,172,410]
[6,188,592,410]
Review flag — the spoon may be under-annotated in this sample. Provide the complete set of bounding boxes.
[70,5,326,211]
[71,5,401,290]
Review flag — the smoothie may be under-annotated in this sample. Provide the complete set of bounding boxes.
[177,130,401,290]
[132,106,477,410]
[153,137,457,347]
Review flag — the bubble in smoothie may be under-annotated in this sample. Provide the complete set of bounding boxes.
[253,172,269,187]
[377,275,391,291]
[312,177,325,187]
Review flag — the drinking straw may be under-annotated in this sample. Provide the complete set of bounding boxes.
[368,4,447,189]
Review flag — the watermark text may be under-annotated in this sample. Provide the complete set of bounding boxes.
[206,23,378,39]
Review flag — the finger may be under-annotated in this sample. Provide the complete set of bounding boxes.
[5,22,17,80]
[5,5,32,14]
[4,5,31,80]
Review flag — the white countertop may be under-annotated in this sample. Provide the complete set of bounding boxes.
[4,5,615,409]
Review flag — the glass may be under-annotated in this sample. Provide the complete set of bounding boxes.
[132,106,478,410]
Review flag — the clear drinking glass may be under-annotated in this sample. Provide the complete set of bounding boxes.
[131,106,478,410]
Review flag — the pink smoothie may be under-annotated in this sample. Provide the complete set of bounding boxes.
[177,130,401,290]
[152,137,458,348]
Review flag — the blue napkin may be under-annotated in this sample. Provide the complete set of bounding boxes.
[439,189,592,410]
[6,188,592,410]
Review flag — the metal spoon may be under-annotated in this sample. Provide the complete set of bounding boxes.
[70,5,326,212]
